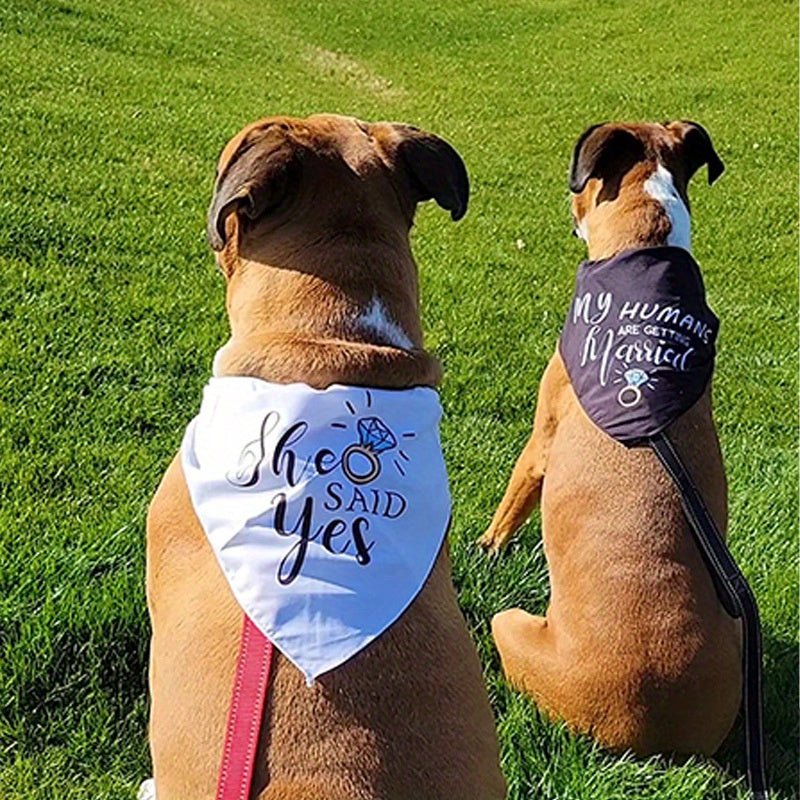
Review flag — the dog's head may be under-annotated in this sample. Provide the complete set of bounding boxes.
[568,120,723,257]
[207,114,468,273]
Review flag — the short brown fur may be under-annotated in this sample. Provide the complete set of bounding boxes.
[478,121,740,757]
[147,114,505,799]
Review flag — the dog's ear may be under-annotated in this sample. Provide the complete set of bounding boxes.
[676,120,724,185]
[207,127,302,251]
[388,124,469,221]
[569,123,646,194]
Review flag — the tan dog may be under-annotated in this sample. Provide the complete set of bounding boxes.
[146,114,505,800]
[478,121,741,757]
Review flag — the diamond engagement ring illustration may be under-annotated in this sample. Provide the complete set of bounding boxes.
[341,417,398,484]
[617,368,649,408]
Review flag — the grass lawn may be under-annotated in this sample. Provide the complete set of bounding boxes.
[1,0,797,797]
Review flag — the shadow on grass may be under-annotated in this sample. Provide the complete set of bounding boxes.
[717,628,799,797]
[4,612,149,760]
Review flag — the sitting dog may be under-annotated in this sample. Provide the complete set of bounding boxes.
[146,114,505,800]
[478,121,741,758]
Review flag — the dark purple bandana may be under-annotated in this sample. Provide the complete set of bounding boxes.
[558,246,719,445]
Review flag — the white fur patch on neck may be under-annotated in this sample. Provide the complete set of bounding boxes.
[644,164,692,251]
[357,296,414,350]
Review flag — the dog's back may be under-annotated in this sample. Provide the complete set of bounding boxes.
[539,369,741,754]
[148,457,502,798]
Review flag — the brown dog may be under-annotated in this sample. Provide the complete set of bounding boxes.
[478,121,742,758]
[146,114,505,800]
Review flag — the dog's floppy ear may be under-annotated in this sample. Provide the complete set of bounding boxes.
[569,123,646,194]
[207,127,301,251]
[389,124,469,221]
[676,120,724,186]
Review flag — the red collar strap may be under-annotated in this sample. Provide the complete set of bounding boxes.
[216,615,274,800]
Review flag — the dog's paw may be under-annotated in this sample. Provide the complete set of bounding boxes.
[476,528,507,554]
[138,779,156,800]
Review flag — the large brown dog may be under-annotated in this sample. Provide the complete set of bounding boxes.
[478,121,741,757]
[146,114,505,800]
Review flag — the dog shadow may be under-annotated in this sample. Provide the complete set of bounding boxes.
[715,627,799,796]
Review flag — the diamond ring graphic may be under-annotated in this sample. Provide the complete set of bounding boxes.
[342,417,398,485]
[617,368,649,408]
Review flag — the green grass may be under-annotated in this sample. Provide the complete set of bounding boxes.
[0,0,797,797]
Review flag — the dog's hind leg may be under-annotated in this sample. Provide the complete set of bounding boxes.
[477,354,569,552]
[491,608,573,720]
[492,609,642,752]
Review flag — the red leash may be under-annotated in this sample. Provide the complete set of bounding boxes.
[216,615,274,800]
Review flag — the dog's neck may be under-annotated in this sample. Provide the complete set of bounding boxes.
[213,234,440,390]
[577,164,693,261]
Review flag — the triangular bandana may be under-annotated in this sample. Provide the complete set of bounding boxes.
[180,377,451,682]
[558,246,719,444]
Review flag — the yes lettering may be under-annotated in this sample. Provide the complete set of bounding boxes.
[227,411,409,585]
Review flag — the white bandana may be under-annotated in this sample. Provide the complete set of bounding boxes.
[180,377,450,683]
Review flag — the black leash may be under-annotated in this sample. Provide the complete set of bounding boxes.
[650,432,769,800]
